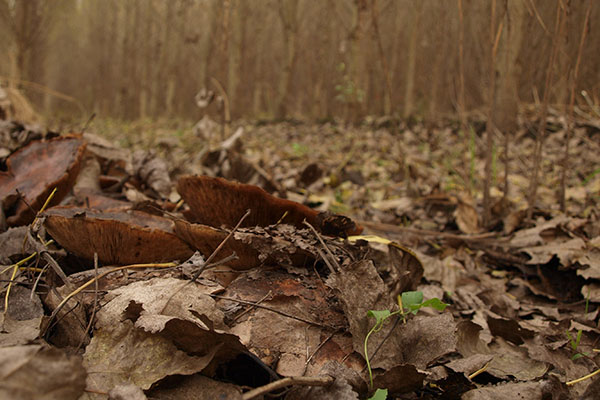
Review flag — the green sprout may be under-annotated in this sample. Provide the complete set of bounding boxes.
[364,291,448,389]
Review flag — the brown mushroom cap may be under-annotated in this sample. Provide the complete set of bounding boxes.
[43,206,194,265]
[177,175,321,229]
[177,175,362,237]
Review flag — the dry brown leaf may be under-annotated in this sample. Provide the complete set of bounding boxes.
[132,149,172,197]
[146,375,242,400]
[453,195,480,234]
[0,286,43,347]
[461,381,547,400]
[0,345,86,400]
[372,314,457,371]
[486,338,548,381]
[107,383,147,400]
[83,321,218,393]
[372,364,426,394]
[0,135,86,226]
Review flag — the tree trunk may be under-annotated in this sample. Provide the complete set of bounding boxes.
[348,0,368,123]
[403,1,423,119]
[276,0,299,119]
[228,0,243,118]
[495,0,524,135]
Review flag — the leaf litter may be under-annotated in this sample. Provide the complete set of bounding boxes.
[0,116,599,399]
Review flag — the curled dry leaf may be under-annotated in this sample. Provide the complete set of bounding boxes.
[453,195,480,234]
[132,149,172,198]
[43,206,193,265]
[0,135,86,226]
[83,277,247,394]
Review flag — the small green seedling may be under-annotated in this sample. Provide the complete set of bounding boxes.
[567,291,591,360]
[364,291,448,388]
[367,388,388,400]
[566,329,587,360]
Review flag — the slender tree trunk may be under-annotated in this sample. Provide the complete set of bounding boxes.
[228,0,243,118]
[348,0,368,123]
[276,0,299,119]
[527,2,566,218]
[560,0,591,211]
[483,0,502,226]
[403,1,423,119]
[496,0,524,203]
[370,0,393,116]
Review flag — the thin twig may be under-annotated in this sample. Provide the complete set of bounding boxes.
[242,375,334,400]
[190,209,251,283]
[305,330,338,367]
[211,294,336,330]
[358,220,499,241]
[315,248,336,275]
[42,262,177,336]
[567,367,600,386]
[234,290,272,322]
[77,252,100,351]
[303,220,340,272]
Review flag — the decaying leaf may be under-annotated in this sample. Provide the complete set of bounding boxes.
[453,194,480,234]
[146,375,242,400]
[84,321,219,393]
[0,135,86,226]
[0,345,86,400]
[372,364,426,395]
[84,278,247,394]
[0,286,43,347]
[132,149,172,198]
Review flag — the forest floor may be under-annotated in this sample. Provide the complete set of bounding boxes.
[1,113,600,399]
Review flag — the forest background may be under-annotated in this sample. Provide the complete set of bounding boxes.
[0,0,598,126]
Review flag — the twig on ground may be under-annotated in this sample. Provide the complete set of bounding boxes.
[77,252,100,351]
[358,220,499,241]
[233,290,272,322]
[305,330,338,367]
[190,209,251,283]
[242,375,334,400]
[42,261,177,337]
[303,220,340,272]
[211,294,337,330]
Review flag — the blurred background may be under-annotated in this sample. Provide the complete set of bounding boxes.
[0,0,597,124]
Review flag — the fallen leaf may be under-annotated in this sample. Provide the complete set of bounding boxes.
[0,135,86,226]
[0,345,86,400]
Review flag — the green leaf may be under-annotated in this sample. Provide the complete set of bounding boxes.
[368,388,388,400]
[368,310,391,327]
[572,353,585,361]
[420,298,449,312]
[401,291,424,309]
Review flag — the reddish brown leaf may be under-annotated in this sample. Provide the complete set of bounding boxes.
[0,135,86,226]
